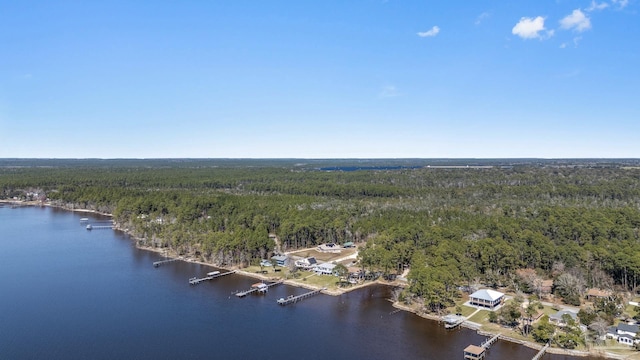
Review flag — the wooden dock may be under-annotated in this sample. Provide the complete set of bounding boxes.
[277,288,325,305]
[531,343,549,360]
[481,334,500,349]
[235,281,283,297]
[189,270,236,285]
[153,258,180,267]
[86,224,114,230]
[464,334,500,360]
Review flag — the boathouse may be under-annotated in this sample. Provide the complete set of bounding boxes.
[469,289,504,310]
[463,345,486,360]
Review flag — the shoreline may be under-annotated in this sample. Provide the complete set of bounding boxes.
[2,200,630,360]
[391,302,626,360]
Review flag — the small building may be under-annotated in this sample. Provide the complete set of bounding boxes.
[294,257,317,270]
[260,259,272,267]
[343,241,355,248]
[271,255,288,267]
[317,243,342,253]
[549,310,578,327]
[587,288,612,300]
[607,323,640,345]
[463,345,486,360]
[313,263,337,275]
[469,289,505,310]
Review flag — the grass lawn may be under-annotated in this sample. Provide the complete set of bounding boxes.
[625,303,639,318]
[289,273,341,291]
[468,310,490,323]
[447,302,476,317]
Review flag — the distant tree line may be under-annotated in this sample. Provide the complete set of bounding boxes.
[2,162,640,311]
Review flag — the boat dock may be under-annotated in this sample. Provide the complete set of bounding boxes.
[277,288,325,305]
[153,258,181,267]
[531,343,549,360]
[463,334,500,360]
[235,281,283,297]
[188,270,236,285]
[442,314,466,329]
[481,334,500,349]
[86,224,114,230]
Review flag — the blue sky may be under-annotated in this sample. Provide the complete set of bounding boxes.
[1,0,638,158]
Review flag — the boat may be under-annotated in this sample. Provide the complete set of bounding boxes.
[207,271,221,277]
[86,224,93,230]
[80,218,89,222]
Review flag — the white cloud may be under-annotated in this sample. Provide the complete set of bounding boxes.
[560,43,567,48]
[573,36,583,47]
[560,9,592,32]
[417,26,440,37]
[612,0,629,9]
[586,0,609,11]
[379,85,400,98]
[512,16,550,39]
[475,12,491,25]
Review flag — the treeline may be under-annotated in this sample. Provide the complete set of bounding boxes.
[2,162,640,308]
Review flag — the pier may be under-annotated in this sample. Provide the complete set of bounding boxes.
[277,288,325,305]
[153,258,180,267]
[481,334,500,349]
[86,224,114,230]
[531,343,549,360]
[463,334,500,360]
[235,281,283,297]
[188,270,236,285]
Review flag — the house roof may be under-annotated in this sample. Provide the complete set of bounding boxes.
[550,310,578,321]
[587,288,611,297]
[316,263,336,270]
[463,345,485,355]
[470,289,504,302]
[271,255,287,261]
[618,323,639,333]
[540,279,554,287]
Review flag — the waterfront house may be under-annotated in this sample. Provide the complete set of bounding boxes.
[313,263,337,276]
[468,289,505,310]
[463,345,486,360]
[271,255,288,267]
[606,323,640,345]
[294,257,317,270]
[549,310,578,327]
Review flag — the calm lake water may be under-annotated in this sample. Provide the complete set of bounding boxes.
[0,205,597,359]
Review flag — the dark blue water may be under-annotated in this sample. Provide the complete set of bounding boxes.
[0,205,594,359]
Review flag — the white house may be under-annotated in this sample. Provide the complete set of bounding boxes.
[313,263,337,275]
[607,323,640,346]
[294,257,317,270]
[468,289,505,310]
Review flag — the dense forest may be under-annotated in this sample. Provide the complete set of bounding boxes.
[2,159,640,312]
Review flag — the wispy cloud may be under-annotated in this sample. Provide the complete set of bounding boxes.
[379,85,400,98]
[512,16,552,39]
[560,9,592,32]
[612,0,629,9]
[586,0,609,11]
[417,26,440,38]
[475,12,491,25]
